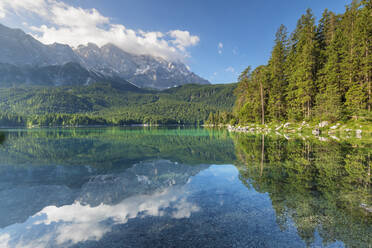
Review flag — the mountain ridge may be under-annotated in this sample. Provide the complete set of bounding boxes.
[0,23,209,89]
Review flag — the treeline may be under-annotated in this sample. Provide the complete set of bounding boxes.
[0,113,107,127]
[233,0,371,124]
[205,111,234,125]
[0,112,189,127]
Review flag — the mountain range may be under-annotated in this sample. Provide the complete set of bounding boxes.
[0,24,209,90]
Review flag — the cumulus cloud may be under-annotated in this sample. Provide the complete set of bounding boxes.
[218,42,223,54]
[169,30,200,51]
[0,0,200,60]
[0,234,11,248]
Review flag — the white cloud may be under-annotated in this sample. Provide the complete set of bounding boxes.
[169,30,200,51]
[0,234,11,248]
[0,0,47,18]
[225,66,235,73]
[0,0,200,61]
[218,42,223,54]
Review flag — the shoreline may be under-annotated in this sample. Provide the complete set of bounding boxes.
[223,121,372,140]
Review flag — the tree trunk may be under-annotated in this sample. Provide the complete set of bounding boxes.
[368,78,371,112]
[307,100,310,118]
[260,79,265,125]
[367,44,371,112]
[367,153,370,188]
[350,18,354,86]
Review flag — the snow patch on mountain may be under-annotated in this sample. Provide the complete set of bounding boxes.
[0,24,209,89]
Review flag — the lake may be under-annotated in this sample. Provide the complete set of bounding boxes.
[0,127,370,248]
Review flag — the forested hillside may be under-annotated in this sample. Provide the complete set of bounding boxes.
[229,0,371,125]
[0,83,236,126]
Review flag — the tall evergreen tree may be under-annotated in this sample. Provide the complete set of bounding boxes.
[234,66,269,124]
[316,9,339,77]
[342,1,366,116]
[255,66,270,124]
[315,10,344,121]
[234,66,255,123]
[267,24,288,122]
[286,9,318,120]
[356,0,372,113]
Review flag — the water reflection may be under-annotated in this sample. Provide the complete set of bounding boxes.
[0,128,235,167]
[0,128,370,247]
[0,132,5,144]
[233,134,372,247]
[1,160,205,247]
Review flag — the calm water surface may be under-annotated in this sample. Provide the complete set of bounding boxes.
[0,127,370,248]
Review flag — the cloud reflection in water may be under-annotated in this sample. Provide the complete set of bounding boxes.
[0,160,203,248]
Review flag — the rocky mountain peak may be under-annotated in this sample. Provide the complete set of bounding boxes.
[0,23,209,89]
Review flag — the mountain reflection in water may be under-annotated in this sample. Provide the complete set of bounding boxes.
[0,128,370,248]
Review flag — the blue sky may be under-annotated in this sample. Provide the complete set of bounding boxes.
[0,0,351,84]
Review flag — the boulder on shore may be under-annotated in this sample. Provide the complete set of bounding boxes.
[312,128,320,136]
[275,124,283,131]
[319,121,329,128]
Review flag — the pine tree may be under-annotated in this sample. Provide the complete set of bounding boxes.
[233,66,252,121]
[234,66,269,124]
[315,10,344,121]
[316,9,339,77]
[342,1,366,117]
[254,66,269,124]
[267,24,288,122]
[286,9,318,120]
[356,0,372,114]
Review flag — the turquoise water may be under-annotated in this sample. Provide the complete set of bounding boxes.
[0,127,370,247]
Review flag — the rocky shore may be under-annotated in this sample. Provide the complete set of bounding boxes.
[226,121,369,140]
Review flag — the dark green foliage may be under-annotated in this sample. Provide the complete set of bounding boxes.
[0,83,236,126]
[267,25,288,121]
[234,1,372,124]
[234,66,270,124]
[286,9,318,120]
[315,10,344,121]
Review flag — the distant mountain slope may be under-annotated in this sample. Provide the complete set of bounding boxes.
[0,83,236,125]
[0,24,80,66]
[0,62,139,90]
[0,23,210,89]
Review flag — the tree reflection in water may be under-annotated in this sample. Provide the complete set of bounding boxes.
[0,132,5,144]
[233,133,371,248]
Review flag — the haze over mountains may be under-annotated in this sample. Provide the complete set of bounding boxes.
[0,24,209,90]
